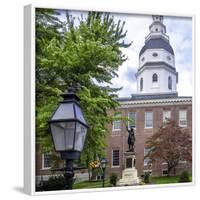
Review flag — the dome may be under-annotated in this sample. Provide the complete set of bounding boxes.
[139,38,174,57]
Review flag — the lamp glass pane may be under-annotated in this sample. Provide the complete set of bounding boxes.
[64,122,75,150]
[50,122,65,151]
[52,103,74,120]
[50,122,75,151]
[75,104,86,125]
[74,122,87,151]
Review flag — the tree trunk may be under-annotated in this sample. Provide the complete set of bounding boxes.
[168,166,173,176]
[173,167,176,176]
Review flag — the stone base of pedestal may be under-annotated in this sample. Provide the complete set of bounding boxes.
[117,167,140,186]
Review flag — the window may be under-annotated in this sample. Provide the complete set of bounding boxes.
[96,175,103,180]
[112,114,121,131]
[163,111,171,123]
[140,78,143,91]
[152,73,158,82]
[179,110,187,127]
[179,160,187,164]
[112,150,120,167]
[42,154,51,169]
[144,148,151,166]
[145,112,153,128]
[128,112,136,128]
[168,76,172,90]
[152,74,158,88]
[162,169,168,176]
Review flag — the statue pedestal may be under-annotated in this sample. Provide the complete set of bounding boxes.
[117,152,140,186]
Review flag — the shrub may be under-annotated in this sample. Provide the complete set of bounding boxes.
[178,171,190,183]
[143,172,150,183]
[109,173,118,186]
[43,176,66,191]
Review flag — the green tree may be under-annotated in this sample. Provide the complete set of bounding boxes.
[36,8,64,151]
[36,10,132,174]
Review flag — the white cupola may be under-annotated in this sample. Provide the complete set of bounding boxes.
[135,15,178,95]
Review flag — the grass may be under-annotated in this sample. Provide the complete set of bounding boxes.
[151,175,192,184]
[73,179,112,189]
[151,176,180,184]
[73,175,192,189]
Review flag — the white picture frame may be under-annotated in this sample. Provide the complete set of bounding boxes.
[24,3,195,196]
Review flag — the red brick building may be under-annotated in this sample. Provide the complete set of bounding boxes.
[106,94,192,178]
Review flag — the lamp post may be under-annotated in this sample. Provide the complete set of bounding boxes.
[100,158,107,188]
[49,87,89,190]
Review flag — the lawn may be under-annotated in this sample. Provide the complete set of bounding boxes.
[151,175,192,184]
[73,175,192,189]
[74,179,112,189]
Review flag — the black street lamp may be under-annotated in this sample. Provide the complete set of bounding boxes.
[100,158,108,188]
[49,87,89,189]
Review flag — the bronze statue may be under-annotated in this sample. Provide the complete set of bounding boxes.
[127,126,135,152]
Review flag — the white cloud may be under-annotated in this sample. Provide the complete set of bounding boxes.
[164,16,192,97]
[177,69,193,96]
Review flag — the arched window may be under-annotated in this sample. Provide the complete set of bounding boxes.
[152,73,158,82]
[140,78,143,91]
[168,76,172,89]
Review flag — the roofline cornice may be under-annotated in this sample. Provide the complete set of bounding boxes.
[119,97,192,108]
[135,62,176,77]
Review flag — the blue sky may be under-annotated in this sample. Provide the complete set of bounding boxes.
[58,11,192,97]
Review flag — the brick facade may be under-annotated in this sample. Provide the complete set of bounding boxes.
[106,99,192,178]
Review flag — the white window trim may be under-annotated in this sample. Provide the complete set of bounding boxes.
[179,110,187,127]
[111,165,120,168]
[152,73,159,88]
[163,110,171,123]
[145,112,153,129]
[144,160,148,166]
[112,128,121,132]
[42,153,51,170]
[162,169,168,176]
[112,115,121,131]
[179,160,187,164]
[168,76,172,90]
[144,127,153,130]
[111,149,120,168]
[144,148,151,166]
[128,112,136,129]
[96,175,103,181]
